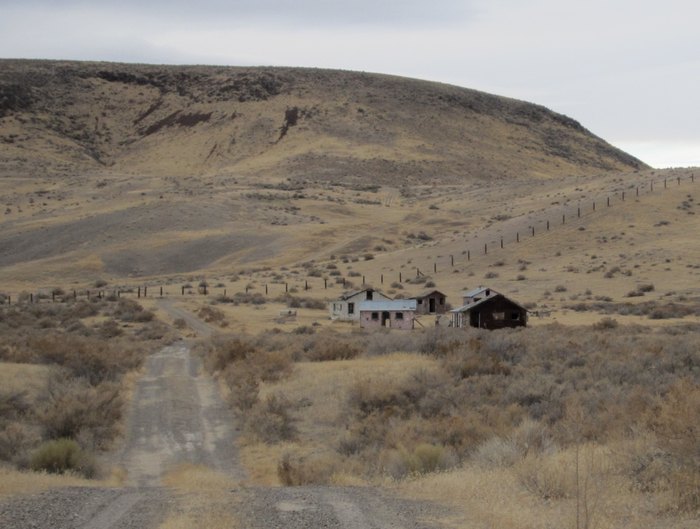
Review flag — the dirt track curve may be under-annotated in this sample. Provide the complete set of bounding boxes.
[0,302,448,529]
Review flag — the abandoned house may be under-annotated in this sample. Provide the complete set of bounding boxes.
[359,299,417,330]
[329,288,392,321]
[451,287,527,329]
[409,289,447,315]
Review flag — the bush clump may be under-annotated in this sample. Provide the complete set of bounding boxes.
[30,438,96,478]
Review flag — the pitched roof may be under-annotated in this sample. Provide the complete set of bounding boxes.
[359,299,417,312]
[409,289,446,300]
[339,288,390,301]
[461,286,499,298]
[450,293,527,313]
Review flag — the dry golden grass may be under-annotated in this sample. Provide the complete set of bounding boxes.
[159,464,240,529]
[0,467,97,497]
[397,442,699,529]
[0,362,51,398]
[237,353,439,485]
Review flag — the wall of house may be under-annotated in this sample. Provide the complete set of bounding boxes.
[415,292,447,315]
[360,310,415,330]
[454,296,527,329]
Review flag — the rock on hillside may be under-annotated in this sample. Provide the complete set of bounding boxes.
[0,59,646,183]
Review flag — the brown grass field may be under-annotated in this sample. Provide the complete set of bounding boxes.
[1,60,699,528]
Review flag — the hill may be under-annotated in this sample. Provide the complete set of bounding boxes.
[0,60,645,183]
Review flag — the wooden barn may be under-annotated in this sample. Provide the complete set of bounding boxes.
[329,288,391,321]
[359,299,417,330]
[409,289,447,315]
[451,287,527,329]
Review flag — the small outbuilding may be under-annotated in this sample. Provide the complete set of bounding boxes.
[359,299,417,330]
[329,288,391,321]
[409,289,447,315]
[451,287,527,330]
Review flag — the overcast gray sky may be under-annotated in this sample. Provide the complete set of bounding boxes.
[1,0,698,167]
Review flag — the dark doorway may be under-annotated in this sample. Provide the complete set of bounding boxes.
[382,311,390,327]
[429,298,436,313]
[469,310,480,328]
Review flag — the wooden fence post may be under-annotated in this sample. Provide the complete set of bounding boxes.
[285,282,289,293]
[578,207,581,218]
[380,274,384,284]
[593,201,596,211]
[622,191,625,201]
[30,293,33,303]
[182,285,185,296]
[433,262,437,273]
[137,287,141,299]
[563,214,566,224]
[144,286,148,297]
[265,284,268,295]
[467,250,471,261]
[324,278,327,289]
[399,272,402,283]
[484,243,488,255]
[677,177,681,185]
[547,220,550,231]
[160,286,163,297]
[531,226,535,236]
[500,237,503,248]
[516,232,520,243]
[450,255,454,267]
[607,197,610,207]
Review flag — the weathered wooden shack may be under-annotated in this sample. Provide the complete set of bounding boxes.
[409,289,447,315]
[359,299,417,330]
[329,288,391,321]
[451,287,527,329]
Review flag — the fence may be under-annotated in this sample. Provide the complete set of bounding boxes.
[1,171,695,306]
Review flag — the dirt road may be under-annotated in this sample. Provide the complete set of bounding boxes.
[0,302,448,529]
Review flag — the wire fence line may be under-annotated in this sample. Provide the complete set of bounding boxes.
[1,172,695,306]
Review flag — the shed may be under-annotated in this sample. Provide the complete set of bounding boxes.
[359,299,417,330]
[410,289,447,315]
[451,289,527,330]
[329,288,391,321]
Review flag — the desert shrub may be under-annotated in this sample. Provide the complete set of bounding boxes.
[40,377,123,449]
[484,271,499,279]
[29,438,96,478]
[514,450,577,500]
[200,336,257,373]
[0,421,40,465]
[648,379,700,511]
[246,394,298,443]
[277,451,340,485]
[380,443,457,479]
[592,317,618,330]
[112,298,153,322]
[304,333,360,361]
[198,305,227,326]
[222,364,259,412]
[173,318,188,330]
[135,320,171,340]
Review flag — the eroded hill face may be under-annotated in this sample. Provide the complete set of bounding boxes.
[0,60,645,183]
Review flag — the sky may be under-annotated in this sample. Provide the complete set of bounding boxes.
[1,0,698,168]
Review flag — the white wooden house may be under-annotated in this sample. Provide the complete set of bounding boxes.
[329,288,391,321]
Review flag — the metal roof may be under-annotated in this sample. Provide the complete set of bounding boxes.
[359,299,417,312]
[461,286,498,298]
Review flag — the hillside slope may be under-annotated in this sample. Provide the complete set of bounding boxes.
[0,60,645,183]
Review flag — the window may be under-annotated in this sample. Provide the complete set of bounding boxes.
[396,312,404,320]
[348,302,355,314]
[371,312,379,320]
[440,297,445,305]
[511,311,520,321]
[493,312,505,321]
[367,291,373,300]
[417,299,423,305]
